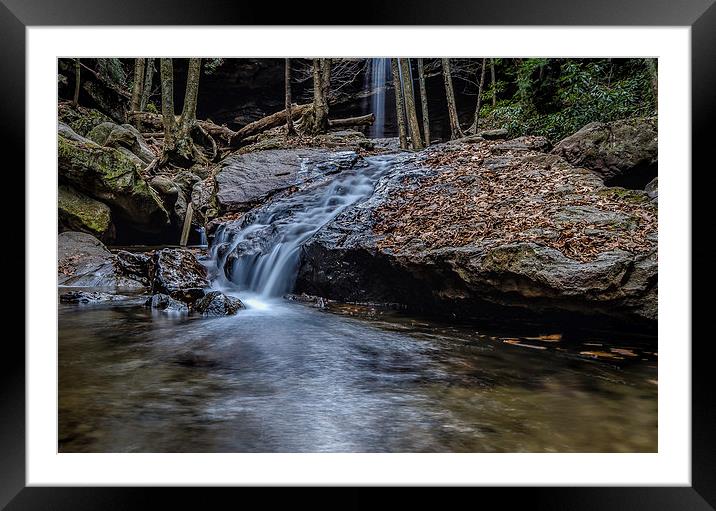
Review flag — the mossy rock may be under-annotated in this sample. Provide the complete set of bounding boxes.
[58,134,169,233]
[58,185,114,241]
[58,104,112,137]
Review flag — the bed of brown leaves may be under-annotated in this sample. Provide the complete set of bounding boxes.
[373,140,657,263]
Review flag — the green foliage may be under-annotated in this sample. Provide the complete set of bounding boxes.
[145,102,158,114]
[482,58,657,141]
[204,58,225,75]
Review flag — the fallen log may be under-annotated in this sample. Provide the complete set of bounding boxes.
[329,113,375,128]
[128,111,237,144]
[232,103,312,142]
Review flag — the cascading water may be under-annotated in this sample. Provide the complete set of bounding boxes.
[210,155,394,299]
[368,58,389,138]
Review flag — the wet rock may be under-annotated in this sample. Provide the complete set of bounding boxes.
[58,185,114,242]
[552,117,657,187]
[193,291,245,316]
[284,293,328,309]
[145,293,189,314]
[148,248,209,302]
[645,176,658,200]
[60,291,120,303]
[58,231,145,289]
[115,250,151,285]
[58,131,169,234]
[215,148,362,213]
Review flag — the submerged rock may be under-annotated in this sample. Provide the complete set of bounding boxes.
[193,291,245,316]
[145,293,189,314]
[148,248,209,302]
[60,291,122,303]
[58,185,114,242]
[552,117,657,188]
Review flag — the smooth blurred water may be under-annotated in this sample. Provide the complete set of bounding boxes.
[59,296,657,453]
[369,58,389,138]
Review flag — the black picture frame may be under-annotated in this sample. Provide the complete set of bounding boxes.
[4,0,713,507]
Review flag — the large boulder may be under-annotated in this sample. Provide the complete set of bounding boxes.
[87,122,155,163]
[58,231,145,289]
[552,117,657,187]
[148,248,209,302]
[214,149,362,213]
[193,291,245,316]
[58,104,112,137]
[58,185,114,242]
[145,293,189,314]
[58,129,169,234]
[292,138,657,328]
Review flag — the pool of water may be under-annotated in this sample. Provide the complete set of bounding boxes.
[58,294,657,452]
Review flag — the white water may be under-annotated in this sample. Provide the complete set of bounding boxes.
[211,156,393,299]
[368,58,389,138]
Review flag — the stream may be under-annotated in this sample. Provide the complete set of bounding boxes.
[58,154,657,453]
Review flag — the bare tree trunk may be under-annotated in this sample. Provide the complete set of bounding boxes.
[179,58,201,139]
[417,58,430,146]
[140,58,154,112]
[490,58,496,107]
[469,58,487,134]
[391,58,408,150]
[321,58,332,99]
[130,58,146,127]
[441,58,463,140]
[285,58,296,136]
[159,58,176,152]
[399,58,423,150]
[305,58,330,134]
[72,59,81,107]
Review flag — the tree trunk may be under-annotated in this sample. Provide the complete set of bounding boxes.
[130,58,146,128]
[417,58,430,146]
[391,58,408,150]
[442,58,463,140]
[399,58,423,150]
[321,58,332,99]
[140,58,154,111]
[469,58,487,134]
[159,58,176,151]
[490,58,496,107]
[304,58,330,134]
[285,58,296,136]
[179,58,201,139]
[72,59,81,107]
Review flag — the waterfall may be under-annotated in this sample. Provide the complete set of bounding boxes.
[369,58,389,138]
[211,156,393,298]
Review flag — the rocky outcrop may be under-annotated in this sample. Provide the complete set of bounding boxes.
[58,231,145,289]
[193,291,245,316]
[58,104,113,137]
[215,148,363,214]
[148,248,209,302]
[294,139,658,328]
[60,291,140,304]
[58,127,169,234]
[552,117,657,188]
[58,185,114,242]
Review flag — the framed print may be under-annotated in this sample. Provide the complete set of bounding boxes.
[4,0,714,507]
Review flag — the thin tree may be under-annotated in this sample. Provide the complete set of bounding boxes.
[441,58,463,140]
[130,58,146,128]
[645,58,658,102]
[304,58,330,134]
[469,58,487,134]
[285,58,296,136]
[417,58,430,146]
[399,58,423,150]
[490,58,496,107]
[178,58,201,140]
[72,58,81,107]
[391,59,408,150]
[140,58,154,112]
[159,58,176,152]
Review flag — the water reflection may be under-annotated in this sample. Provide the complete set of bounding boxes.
[58,298,657,452]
